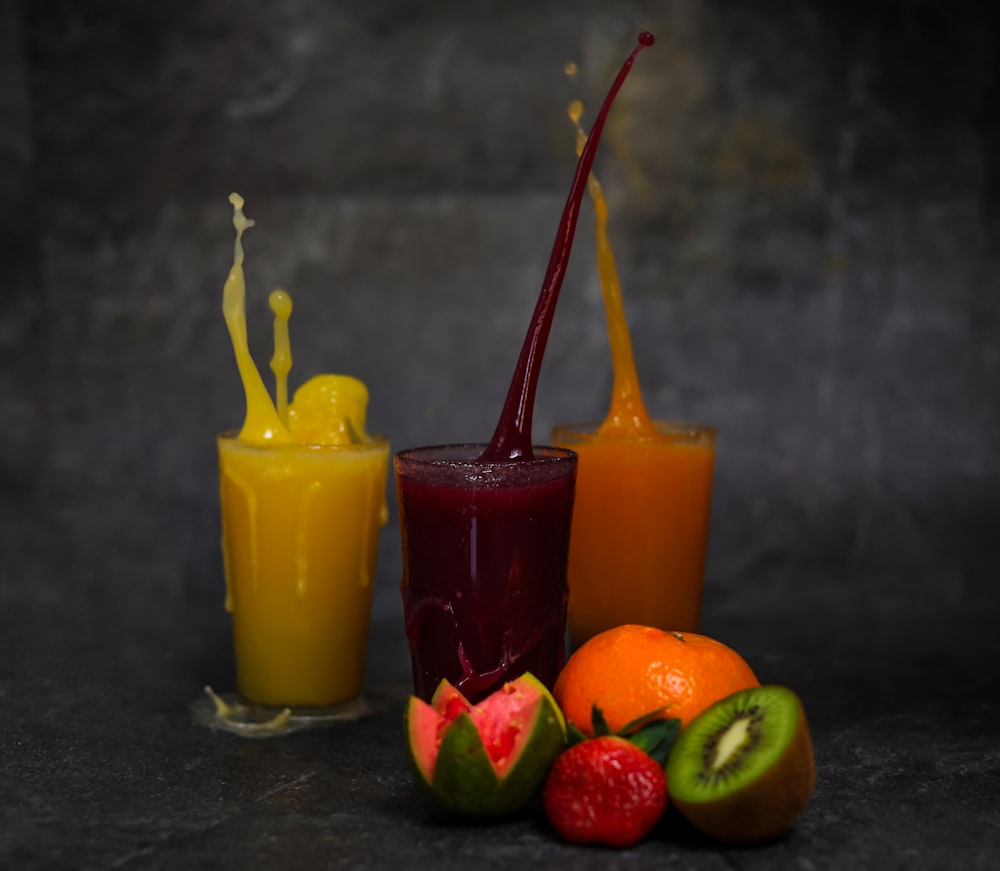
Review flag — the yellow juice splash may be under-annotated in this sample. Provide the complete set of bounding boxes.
[553,107,716,646]
[221,194,294,446]
[217,194,389,708]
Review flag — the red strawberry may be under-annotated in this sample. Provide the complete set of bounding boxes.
[543,706,677,847]
[543,734,667,847]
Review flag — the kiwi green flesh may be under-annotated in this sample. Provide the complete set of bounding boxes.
[668,685,801,802]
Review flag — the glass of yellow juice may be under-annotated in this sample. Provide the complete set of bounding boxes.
[217,432,389,710]
[551,421,716,648]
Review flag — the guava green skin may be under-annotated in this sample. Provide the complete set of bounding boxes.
[433,701,565,818]
[404,676,567,819]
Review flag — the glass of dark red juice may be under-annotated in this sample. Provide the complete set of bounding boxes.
[395,445,576,702]
[394,33,654,702]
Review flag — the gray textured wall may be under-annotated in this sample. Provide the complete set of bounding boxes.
[3,1,998,671]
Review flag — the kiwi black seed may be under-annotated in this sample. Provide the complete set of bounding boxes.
[666,685,815,844]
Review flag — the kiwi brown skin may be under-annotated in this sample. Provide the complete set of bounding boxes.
[667,686,816,844]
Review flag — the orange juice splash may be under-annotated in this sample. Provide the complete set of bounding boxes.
[567,101,656,437]
[480,32,655,462]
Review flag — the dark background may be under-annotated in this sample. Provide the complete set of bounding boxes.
[2,1,998,868]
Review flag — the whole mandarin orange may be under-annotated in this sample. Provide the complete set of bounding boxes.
[553,624,760,736]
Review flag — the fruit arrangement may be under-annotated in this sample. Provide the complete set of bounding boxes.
[403,624,815,848]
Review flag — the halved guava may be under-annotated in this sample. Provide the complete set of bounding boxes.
[404,672,567,818]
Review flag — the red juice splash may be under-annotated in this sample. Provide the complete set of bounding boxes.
[479,31,655,462]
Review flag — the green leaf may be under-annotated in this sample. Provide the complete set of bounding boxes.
[566,722,589,746]
[626,717,681,768]
[590,704,612,737]
[619,707,671,736]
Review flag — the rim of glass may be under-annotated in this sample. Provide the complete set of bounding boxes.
[218,430,389,452]
[551,420,716,443]
[393,443,577,465]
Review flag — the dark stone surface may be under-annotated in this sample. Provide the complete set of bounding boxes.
[2,0,999,867]
[3,605,999,869]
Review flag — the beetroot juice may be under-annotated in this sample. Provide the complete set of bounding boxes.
[395,34,653,703]
[395,446,576,701]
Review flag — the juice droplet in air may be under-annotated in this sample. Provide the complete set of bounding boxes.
[222,194,293,445]
[566,101,655,437]
[480,33,654,462]
[269,289,293,427]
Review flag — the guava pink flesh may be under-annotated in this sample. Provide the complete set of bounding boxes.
[441,694,472,723]
[469,683,542,774]
[430,680,470,714]
[408,697,447,783]
[431,682,474,747]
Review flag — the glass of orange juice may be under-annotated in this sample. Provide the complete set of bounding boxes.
[550,421,716,648]
[217,432,389,712]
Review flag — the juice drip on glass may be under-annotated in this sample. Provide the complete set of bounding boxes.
[479,31,655,462]
[567,101,656,437]
[219,459,254,613]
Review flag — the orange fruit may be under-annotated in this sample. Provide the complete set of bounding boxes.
[553,625,760,736]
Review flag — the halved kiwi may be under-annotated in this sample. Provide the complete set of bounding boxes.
[666,684,815,843]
